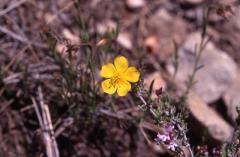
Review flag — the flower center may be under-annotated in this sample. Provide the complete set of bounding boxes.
[110,75,121,88]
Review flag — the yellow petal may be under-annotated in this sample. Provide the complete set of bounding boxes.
[114,56,128,73]
[123,67,140,83]
[102,79,117,94]
[117,80,131,96]
[100,63,116,78]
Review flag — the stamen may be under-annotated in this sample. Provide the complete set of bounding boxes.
[110,75,121,88]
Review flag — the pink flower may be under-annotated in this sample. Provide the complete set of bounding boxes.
[167,141,178,151]
[156,133,170,142]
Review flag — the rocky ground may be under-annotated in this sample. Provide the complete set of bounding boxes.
[0,0,240,157]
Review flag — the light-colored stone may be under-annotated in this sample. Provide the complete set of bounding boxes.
[187,91,233,142]
[232,7,240,30]
[223,71,240,121]
[96,20,117,35]
[90,0,101,7]
[117,32,132,50]
[168,32,237,103]
[208,6,240,64]
[126,0,145,10]
[147,9,187,61]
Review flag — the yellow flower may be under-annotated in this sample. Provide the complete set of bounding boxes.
[100,56,140,96]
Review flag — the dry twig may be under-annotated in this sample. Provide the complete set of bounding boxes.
[32,86,60,157]
[0,26,46,48]
[0,0,29,17]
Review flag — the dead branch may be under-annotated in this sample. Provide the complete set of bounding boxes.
[32,86,60,157]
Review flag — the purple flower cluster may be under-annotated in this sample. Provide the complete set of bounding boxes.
[155,124,179,152]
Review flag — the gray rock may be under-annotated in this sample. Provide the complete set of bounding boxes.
[147,9,188,61]
[207,6,240,64]
[187,92,233,142]
[223,72,240,122]
[168,32,237,103]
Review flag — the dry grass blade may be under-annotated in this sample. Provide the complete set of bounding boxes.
[0,26,46,48]
[0,0,29,17]
[54,117,74,137]
[32,86,60,157]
